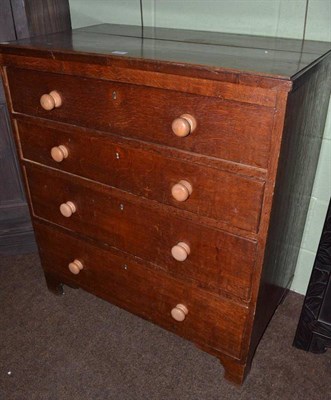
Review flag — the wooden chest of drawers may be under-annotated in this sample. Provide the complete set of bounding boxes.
[1,24,330,385]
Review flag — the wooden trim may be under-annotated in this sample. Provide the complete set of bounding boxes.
[0,53,291,106]
[239,91,289,362]
[13,113,268,180]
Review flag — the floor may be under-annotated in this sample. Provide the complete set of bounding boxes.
[0,253,330,400]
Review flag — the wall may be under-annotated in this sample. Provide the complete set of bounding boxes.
[69,0,331,295]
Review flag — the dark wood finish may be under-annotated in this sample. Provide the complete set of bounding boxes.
[0,99,35,255]
[0,104,22,205]
[25,163,257,301]
[0,54,283,104]
[10,0,71,39]
[0,1,35,255]
[43,270,64,296]
[35,220,249,359]
[0,0,16,42]
[14,115,268,183]
[1,23,330,79]
[1,24,330,385]
[0,0,71,255]
[247,57,331,367]
[293,200,331,353]
[17,120,265,233]
[8,67,274,169]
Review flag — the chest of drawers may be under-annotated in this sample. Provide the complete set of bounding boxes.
[1,24,330,385]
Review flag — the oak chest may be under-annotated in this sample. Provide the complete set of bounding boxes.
[1,24,330,385]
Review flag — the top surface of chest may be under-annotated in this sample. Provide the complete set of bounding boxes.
[1,23,330,81]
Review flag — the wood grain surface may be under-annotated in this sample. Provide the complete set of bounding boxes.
[1,23,330,79]
[34,220,249,359]
[18,120,265,233]
[25,163,257,301]
[8,67,274,168]
[248,54,331,366]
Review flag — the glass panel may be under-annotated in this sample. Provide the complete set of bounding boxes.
[69,0,331,41]
[150,0,306,38]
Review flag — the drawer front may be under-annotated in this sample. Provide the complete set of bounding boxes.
[34,221,249,359]
[8,67,274,168]
[26,164,257,300]
[18,120,264,233]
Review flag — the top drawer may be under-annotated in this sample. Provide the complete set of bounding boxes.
[7,68,274,168]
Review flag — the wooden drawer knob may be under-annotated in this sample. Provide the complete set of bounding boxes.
[51,145,69,162]
[40,90,62,110]
[171,180,192,202]
[171,114,197,137]
[171,304,188,322]
[68,259,83,275]
[171,242,190,262]
[59,201,76,217]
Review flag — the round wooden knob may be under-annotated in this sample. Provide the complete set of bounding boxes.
[171,304,188,322]
[171,180,193,202]
[171,114,197,137]
[68,259,83,275]
[51,145,69,162]
[40,90,62,110]
[59,201,76,217]
[171,242,190,262]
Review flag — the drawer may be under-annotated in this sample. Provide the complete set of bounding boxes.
[8,67,274,168]
[18,120,264,233]
[25,164,257,300]
[34,220,249,359]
